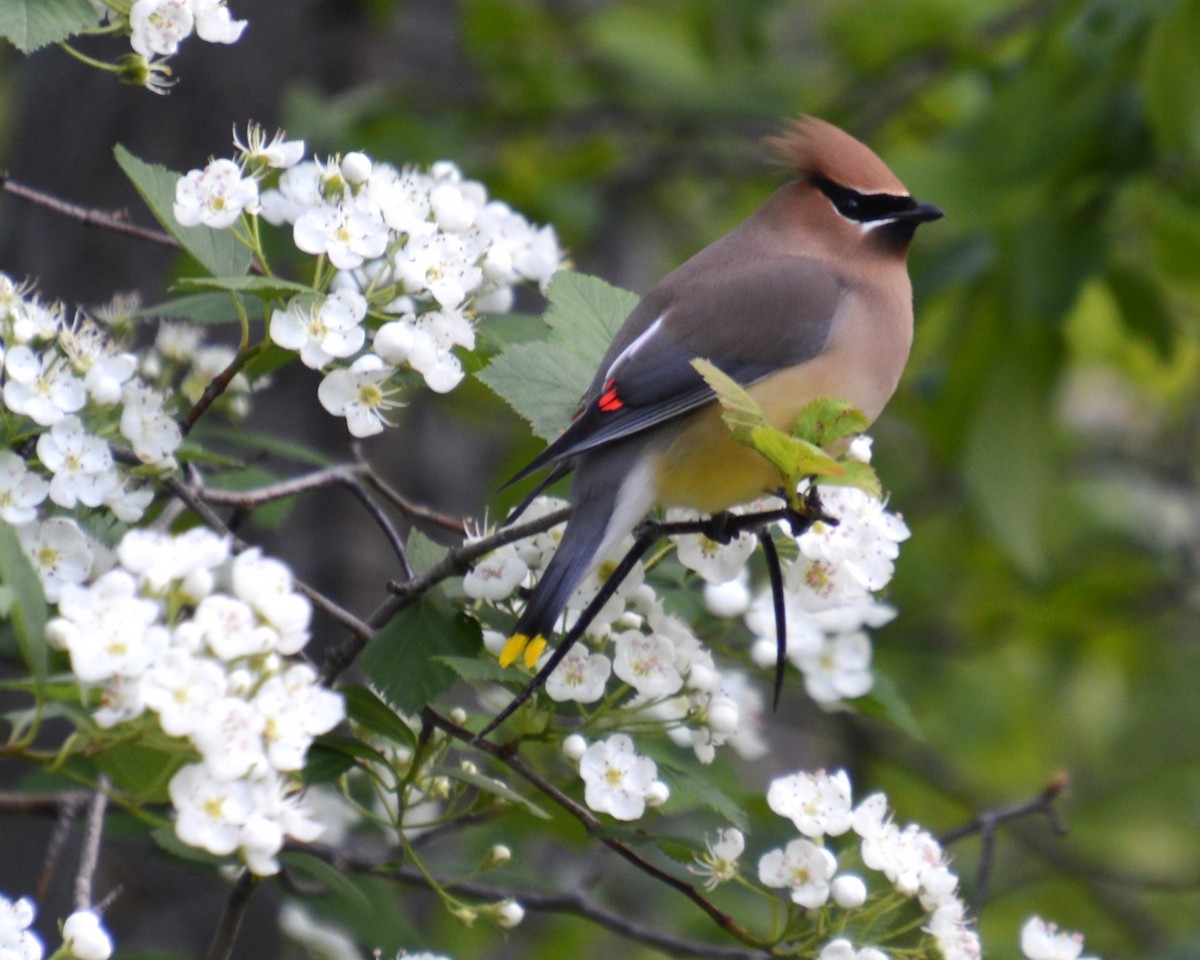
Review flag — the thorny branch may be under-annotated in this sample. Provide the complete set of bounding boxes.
[421,707,768,951]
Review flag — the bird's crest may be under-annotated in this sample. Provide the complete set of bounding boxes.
[764,116,908,196]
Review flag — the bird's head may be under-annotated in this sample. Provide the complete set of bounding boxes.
[764,116,943,258]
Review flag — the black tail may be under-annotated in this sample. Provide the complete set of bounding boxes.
[511,487,615,642]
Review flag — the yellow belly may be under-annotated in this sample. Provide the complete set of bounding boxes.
[651,358,885,513]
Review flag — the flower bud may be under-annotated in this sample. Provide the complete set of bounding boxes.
[491,899,524,929]
[486,844,512,867]
[644,780,670,807]
[340,152,372,184]
[62,910,114,960]
[562,734,587,762]
[450,707,468,725]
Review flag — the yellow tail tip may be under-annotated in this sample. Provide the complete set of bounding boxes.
[523,634,547,670]
[499,633,530,668]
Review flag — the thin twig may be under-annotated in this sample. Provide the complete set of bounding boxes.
[392,868,768,960]
[159,472,374,640]
[74,775,110,910]
[36,796,84,901]
[360,459,468,535]
[422,708,765,949]
[0,173,180,249]
[206,870,259,960]
[319,506,572,685]
[182,346,260,434]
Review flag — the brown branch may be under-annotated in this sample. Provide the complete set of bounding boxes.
[74,776,110,910]
[0,173,180,249]
[420,707,766,950]
[206,870,259,960]
[181,345,261,435]
[360,458,468,535]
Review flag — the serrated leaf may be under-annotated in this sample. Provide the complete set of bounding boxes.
[406,529,448,574]
[114,145,253,279]
[0,0,96,52]
[746,425,845,485]
[790,397,870,448]
[436,766,551,819]
[434,655,515,685]
[477,272,636,439]
[656,761,749,833]
[813,459,882,499]
[95,740,190,805]
[172,275,313,300]
[281,851,373,913]
[361,592,481,715]
[0,520,48,686]
[691,358,765,435]
[342,685,418,749]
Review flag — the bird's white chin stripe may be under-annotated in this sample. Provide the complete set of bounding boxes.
[604,313,666,383]
[593,455,658,568]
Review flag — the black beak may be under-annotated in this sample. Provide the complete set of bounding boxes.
[900,199,944,224]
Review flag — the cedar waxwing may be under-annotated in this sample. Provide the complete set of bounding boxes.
[499,116,942,670]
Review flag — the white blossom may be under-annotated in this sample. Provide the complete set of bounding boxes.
[317,354,400,437]
[269,291,367,370]
[689,827,744,890]
[612,629,683,698]
[35,417,119,509]
[174,158,259,229]
[119,381,182,466]
[294,202,388,270]
[0,451,49,524]
[0,894,43,960]
[129,0,194,57]
[767,769,854,838]
[757,838,837,908]
[61,910,114,960]
[3,346,85,426]
[18,517,93,601]
[1020,916,1098,960]
[192,0,247,44]
[578,733,659,821]
[544,645,611,703]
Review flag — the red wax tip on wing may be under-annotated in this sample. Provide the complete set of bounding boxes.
[598,378,623,412]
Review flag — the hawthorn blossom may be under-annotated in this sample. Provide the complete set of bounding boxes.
[119,381,182,465]
[18,517,93,601]
[3,346,85,426]
[612,629,684,698]
[317,354,400,437]
[36,416,119,509]
[294,202,388,270]
[544,645,611,703]
[816,939,888,960]
[689,827,744,890]
[795,632,874,704]
[174,158,259,229]
[462,546,528,601]
[0,893,42,960]
[269,290,367,369]
[578,734,660,821]
[767,769,854,838]
[1020,916,1098,960]
[0,451,48,524]
[129,0,194,57]
[757,837,837,908]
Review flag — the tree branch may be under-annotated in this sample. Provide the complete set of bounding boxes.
[421,707,767,950]
[206,870,259,960]
[0,172,180,249]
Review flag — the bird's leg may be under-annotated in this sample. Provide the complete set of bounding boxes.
[473,527,658,744]
[698,510,738,545]
[779,483,837,538]
[757,528,788,710]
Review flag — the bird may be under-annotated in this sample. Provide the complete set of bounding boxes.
[498,115,942,674]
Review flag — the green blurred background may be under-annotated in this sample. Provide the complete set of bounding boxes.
[3,0,1200,957]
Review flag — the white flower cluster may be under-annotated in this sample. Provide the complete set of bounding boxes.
[673,439,908,707]
[173,125,564,437]
[0,895,114,960]
[0,274,186,600]
[468,497,768,775]
[123,0,245,60]
[44,528,344,875]
[748,768,981,960]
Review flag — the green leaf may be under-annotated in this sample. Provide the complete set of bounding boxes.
[856,670,922,740]
[655,760,749,833]
[114,145,253,279]
[301,741,359,784]
[1143,0,1200,157]
[172,275,313,300]
[690,358,766,436]
[95,740,190,805]
[280,851,373,913]
[478,272,637,439]
[1105,264,1175,360]
[0,0,96,52]
[138,292,266,325]
[962,333,1055,577]
[361,591,482,715]
[341,685,418,750]
[789,398,870,449]
[435,766,552,820]
[405,529,448,574]
[0,520,48,686]
[434,655,515,685]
